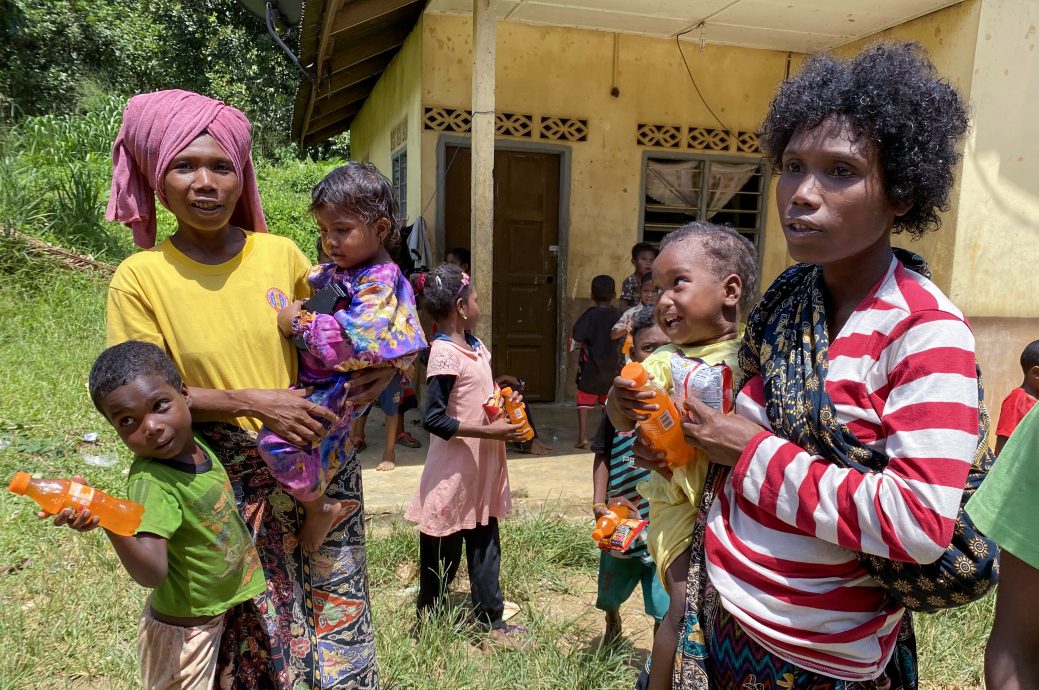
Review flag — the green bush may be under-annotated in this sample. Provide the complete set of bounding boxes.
[0,93,131,259]
[256,157,344,262]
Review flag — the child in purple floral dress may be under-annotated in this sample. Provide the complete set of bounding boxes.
[258,162,426,552]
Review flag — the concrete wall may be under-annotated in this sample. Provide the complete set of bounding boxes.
[954,0,1039,425]
[349,19,425,223]
[420,14,794,292]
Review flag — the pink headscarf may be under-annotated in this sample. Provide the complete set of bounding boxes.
[105,89,267,248]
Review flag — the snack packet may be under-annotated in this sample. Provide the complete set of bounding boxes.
[598,518,649,553]
[670,355,733,415]
[482,387,504,421]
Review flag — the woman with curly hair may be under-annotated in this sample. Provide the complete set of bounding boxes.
[634,43,994,689]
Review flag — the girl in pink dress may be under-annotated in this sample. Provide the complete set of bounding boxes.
[404,263,529,644]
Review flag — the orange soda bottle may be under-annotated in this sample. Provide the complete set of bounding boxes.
[500,387,536,441]
[592,504,630,542]
[621,333,634,357]
[620,361,693,467]
[8,472,144,536]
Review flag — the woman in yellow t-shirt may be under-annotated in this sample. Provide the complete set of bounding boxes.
[104,89,394,689]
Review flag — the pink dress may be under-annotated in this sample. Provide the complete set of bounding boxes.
[405,337,511,537]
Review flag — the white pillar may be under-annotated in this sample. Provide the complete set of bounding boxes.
[471,0,496,345]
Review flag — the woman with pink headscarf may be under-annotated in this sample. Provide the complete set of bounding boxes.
[105,89,393,689]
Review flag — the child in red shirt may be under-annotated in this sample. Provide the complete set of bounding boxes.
[996,339,1039,453]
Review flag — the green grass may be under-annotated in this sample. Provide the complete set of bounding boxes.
[0,247,993,689]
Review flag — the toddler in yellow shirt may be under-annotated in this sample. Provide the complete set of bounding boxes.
[608,221,758,690]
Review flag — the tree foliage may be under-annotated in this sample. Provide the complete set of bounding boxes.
[0,0,298,154]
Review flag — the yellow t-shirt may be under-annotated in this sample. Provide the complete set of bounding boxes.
[107,232,312,431]
[638,337,743,588]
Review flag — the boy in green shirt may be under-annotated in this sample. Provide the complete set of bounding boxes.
[49,341,265,689]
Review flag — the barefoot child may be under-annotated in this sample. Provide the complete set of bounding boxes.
[404,263,529,645]
[592,307,670,645]
[51,341,265,690]
[607,223,758,690]
[257,162,426,551]
[572,274,621,448]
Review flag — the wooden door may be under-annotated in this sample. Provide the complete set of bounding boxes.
[443,145,561,401]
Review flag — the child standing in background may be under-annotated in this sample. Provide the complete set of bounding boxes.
[592,308,671,646]
[995,339,1039,453]
[619,242,659,311]
[612,272,659,359]
[53,341,266,690]
[405,263,529,646]
[572,275,621,448]
[608,223,758,690]
[257,162,427,551]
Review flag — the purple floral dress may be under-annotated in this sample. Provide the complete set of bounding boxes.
[215,260,424,689]
[257,260,426,500]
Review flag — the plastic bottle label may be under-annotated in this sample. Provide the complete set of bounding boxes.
[67,482,95,509]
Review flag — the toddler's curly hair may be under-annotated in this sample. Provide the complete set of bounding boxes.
[760,42,969,237]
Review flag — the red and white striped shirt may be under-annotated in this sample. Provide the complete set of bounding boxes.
[706,258,979,681]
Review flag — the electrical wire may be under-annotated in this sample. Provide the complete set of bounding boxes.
[420,141,462,219]
[675,26,730,132]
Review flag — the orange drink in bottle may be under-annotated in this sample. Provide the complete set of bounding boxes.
[9,472,144,536]
[620,361,693,467]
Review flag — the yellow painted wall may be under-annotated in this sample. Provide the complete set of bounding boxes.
[348,18,425,223]
[419,14,794,302]
[948,0,1039,318]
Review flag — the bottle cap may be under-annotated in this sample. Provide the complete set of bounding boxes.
[500,387,514,396]
[8,472,30,495]
[620,362,648,387]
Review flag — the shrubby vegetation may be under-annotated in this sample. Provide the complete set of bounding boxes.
[0,0,348,263]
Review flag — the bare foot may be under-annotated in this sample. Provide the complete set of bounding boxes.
[299,496,342,552]
[574,439,590,449]
[527,438,552,455]
[376,458,396,472]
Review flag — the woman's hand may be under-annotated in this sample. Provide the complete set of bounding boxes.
[343,367,397,408]
[503,388,523,407]
[679,396,764,467]
[247,388,337,446]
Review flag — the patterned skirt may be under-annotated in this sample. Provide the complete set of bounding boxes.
[200,422,379,690]
[673,464,919,690]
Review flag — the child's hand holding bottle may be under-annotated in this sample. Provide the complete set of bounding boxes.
[608,371,661,424]
[480,417,528,442]
[34,475,104,533]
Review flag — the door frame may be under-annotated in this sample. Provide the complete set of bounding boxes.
[435,134,573,402]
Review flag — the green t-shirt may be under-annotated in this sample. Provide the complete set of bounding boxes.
[966,405,1039,569]
[128,438,265,618]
